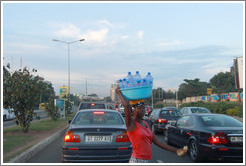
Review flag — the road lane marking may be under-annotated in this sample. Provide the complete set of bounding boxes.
[157,160,163,163]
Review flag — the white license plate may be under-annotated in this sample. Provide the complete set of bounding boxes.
[168,120,176,124]
[85,136,111,142]
[230,137,243,142]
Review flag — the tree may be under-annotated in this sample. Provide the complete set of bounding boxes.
[210,71,237,100]
[44,99,59,121]
[178,78,210,100]
[3,65,44,132]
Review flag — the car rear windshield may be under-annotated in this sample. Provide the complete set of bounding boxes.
[160,110,182,118]
[79,103,106,110]
[201,115,243,127]
[72,112,124,125]
[191,108,210,113]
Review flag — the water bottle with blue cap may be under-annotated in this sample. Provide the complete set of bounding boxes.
[145,72,153,86]
[133,71,142,87]
[126,71,134,88]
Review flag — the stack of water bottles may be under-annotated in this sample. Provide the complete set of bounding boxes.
[118,71,153,101]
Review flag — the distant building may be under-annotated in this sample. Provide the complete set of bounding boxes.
[168,88,175,93]
[110,83,118,102]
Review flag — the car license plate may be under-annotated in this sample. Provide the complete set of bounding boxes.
[85,136,111,142]
[168,120,176,124]
[230,137,243,142]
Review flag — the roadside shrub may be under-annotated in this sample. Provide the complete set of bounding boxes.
[44,100,60,121]
[226,107,239,116]
[237,103,243,118]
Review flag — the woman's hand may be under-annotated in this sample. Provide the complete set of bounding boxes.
[115,87,129,107]
[176,147,188,157]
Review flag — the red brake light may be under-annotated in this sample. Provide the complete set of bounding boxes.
[64,131,81,143]
[208,133,227,144]
[158,119,167,123]
[93,111,105,115]
[116,131,130,142]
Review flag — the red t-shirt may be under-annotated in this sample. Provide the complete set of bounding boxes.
[127,121,153,160]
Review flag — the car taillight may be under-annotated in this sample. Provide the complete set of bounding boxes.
[116,131,130,142]
[158,119,167,123]
[207,133,227,144]
[64,131,81,143]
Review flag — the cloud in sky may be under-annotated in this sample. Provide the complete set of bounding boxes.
[2,3,243,97]
[138,30,144,39]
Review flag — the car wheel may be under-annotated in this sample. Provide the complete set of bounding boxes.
[3,115,6,121]
[189,139,203,162]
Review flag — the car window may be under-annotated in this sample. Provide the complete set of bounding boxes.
[176,116,190,127]
[184,108,189,114]
[191,108,210,113]
[79,103,106,110]
[150,109,157,117]
[201,115,242,127]
[160,110,182,117]
[72,112,124,125]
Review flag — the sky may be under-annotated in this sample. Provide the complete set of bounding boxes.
[2,1,244,97]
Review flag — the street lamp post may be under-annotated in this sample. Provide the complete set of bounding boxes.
[53,39,85,100]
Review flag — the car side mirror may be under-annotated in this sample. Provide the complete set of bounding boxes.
[68,120,71,124]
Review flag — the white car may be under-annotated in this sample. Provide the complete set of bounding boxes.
[3,108,16,121]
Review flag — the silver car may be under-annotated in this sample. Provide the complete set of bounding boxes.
[62,109,132,163]
[180,107,211,116]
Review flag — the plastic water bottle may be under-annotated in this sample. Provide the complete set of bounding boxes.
[145,72,153,86]
[118,79,123,89]
[142,78,147,86]
[133,71,142,87]
[122,78,127,88]
[126,71,134,87]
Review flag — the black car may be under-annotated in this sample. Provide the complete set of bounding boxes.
[164,113,243,162]
[78,102,107,110]
[62,109,132,162]
[148,107,182,134]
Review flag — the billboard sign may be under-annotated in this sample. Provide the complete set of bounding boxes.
[207,88,212,95]
[55,99,65,118]
[60,86,69,98]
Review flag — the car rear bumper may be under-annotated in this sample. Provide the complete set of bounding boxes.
[62,147,132,163]
[199,143,243,160]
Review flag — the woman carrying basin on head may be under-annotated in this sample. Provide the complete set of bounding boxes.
[116,87,187,163]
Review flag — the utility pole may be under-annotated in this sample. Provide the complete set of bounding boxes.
[176,90,178,108]
[86,78,87,96]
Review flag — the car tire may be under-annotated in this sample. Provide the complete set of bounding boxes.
[189,139,203,162]
[3,115,6,121]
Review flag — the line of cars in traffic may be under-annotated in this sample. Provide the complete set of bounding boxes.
[62,102,132,163]
[146,106,243,162]
[62,102,243,163]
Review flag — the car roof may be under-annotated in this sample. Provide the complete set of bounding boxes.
[78,109,117,113]
[161,107,180,110]
[182,107,207,108]
[79,102,106,104]
[186,113,226,117]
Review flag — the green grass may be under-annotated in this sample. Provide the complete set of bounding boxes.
[3,135,33,153]
[3,112,76,162]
